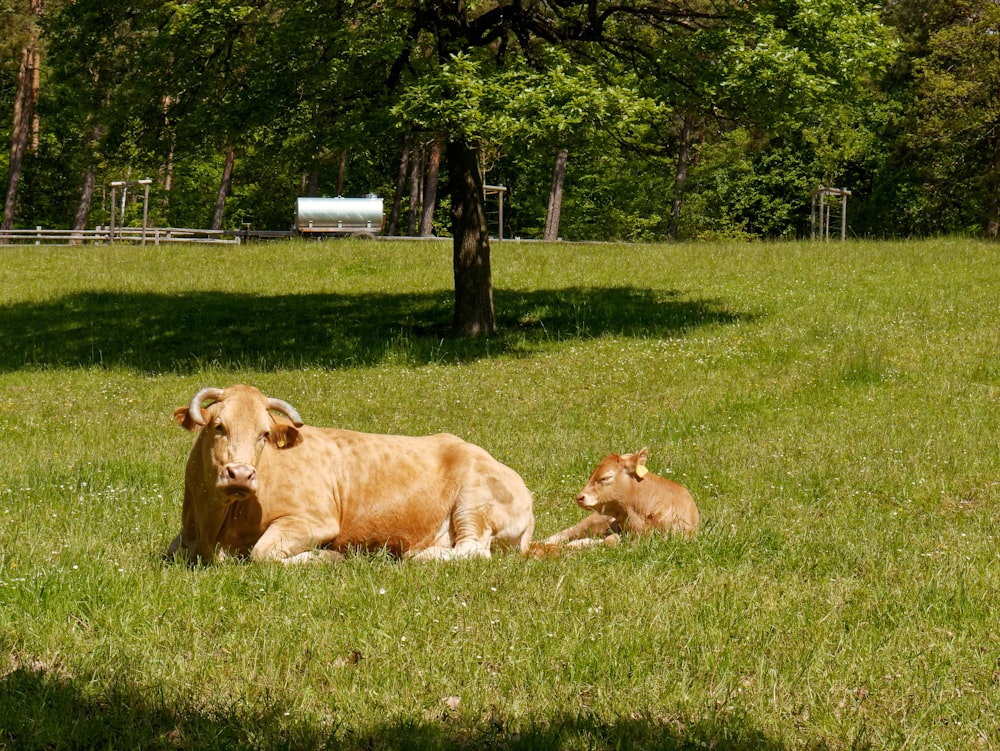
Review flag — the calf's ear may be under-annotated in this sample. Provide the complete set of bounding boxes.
[173,407,204,432]
[628,447,650,479]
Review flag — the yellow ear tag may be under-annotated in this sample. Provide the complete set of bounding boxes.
[635,465,648,479]
[277,436,287,448]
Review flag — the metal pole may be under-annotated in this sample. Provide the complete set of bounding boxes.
[819,188,826,242]
[824,192,831,241]
[498,186,504,242]
[841,189,848,241]
[141,179,151,245]
[109,185,117,243]
[810,193,816,240]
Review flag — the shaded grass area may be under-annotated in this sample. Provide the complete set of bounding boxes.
[0,665,790,751]
[0,286,744,373]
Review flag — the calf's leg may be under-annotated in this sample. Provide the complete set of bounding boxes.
[543,512,615,545]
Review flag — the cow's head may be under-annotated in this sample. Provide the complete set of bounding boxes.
[576,448,650,512]
[175,385,304,502]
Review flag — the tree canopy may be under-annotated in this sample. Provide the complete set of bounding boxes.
[2,0,993,331]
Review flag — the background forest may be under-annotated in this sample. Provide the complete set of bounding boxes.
[2,0,998,242]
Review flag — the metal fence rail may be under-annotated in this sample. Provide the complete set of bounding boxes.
[0,226,243,245]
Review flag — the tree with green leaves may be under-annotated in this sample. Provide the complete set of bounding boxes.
[909,1,1000,237]
[2,0,43,233]
[388,0,746,333]
[28,0,897,319]
[650,0,893,239]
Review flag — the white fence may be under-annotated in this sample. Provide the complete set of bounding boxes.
[0,226,242,245]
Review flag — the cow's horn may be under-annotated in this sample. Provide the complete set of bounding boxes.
[188,387,224,426]
[267,397,304,427]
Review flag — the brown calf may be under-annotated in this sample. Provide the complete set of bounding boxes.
[542,448,699,551]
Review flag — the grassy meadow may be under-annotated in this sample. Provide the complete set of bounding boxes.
[0,237,998,750]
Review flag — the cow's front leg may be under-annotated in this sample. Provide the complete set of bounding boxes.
[165,531,216,564]
[251,517,327,563]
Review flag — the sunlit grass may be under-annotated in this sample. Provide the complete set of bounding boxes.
[0,238,998,749]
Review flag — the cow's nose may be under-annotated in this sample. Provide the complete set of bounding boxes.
[224,463,256,486]
[576,493,586,503]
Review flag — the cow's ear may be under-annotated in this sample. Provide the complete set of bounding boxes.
[174,407,205,432]
[631,448,650,479]
[271,423,301,449]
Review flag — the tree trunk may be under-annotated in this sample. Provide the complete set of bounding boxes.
[419,134,442,237]
[74,170,97,233]
[4,2,43,234]
[28,0,41,153]
[989,188,999,241]
[29,45,40,154]
[211,146,235,231]
[987,134,1000,239]
[161,96,175,215]
[307,164,321,196]
[669,113,694,241]
[407,143,422,236]
[336,149,347,196]
[543,148,568,241]
[449,138,495,336]
[3,47,35,232]
[388,136,411,236]
[73,124,105,233]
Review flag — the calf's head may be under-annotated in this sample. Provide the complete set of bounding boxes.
[576,448,651,513]
[175,385,304,501]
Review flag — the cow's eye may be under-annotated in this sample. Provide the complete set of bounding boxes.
[598,474,614,484]
[259,431,270,444]
[214,424,227,438]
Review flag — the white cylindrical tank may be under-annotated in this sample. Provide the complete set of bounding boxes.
[295,195,384,233]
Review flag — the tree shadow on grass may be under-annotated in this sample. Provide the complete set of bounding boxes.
[0,287,749,374]
[0,665,855,751]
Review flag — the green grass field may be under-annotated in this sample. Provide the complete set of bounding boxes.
[0,238,998,750]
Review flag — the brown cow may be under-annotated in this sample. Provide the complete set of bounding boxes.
[166,384,535,563]
[542,448,698,550]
